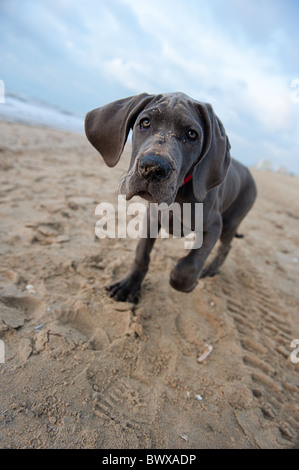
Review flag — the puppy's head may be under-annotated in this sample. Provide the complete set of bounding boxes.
[85,92,231,204]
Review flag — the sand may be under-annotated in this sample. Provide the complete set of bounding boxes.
[0,121,298,449]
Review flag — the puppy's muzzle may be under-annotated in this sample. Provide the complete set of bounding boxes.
[138,155,172,182]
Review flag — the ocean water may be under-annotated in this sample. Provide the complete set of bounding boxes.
[0,91,84,134]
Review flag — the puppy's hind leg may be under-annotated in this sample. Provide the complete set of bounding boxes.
[200,232,234,278]
[201,189,256,278]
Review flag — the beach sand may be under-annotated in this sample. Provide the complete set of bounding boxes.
[0,121,298,448]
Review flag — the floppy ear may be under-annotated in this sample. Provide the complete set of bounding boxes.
[192,103,231,202]
[85,93,155,167]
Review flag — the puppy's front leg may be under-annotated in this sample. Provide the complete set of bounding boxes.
[170,218,222,292]
[106,210,159,302]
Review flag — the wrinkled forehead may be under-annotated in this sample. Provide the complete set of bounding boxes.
[140,93,202,127]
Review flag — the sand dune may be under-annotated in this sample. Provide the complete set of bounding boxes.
[0,121,298,448]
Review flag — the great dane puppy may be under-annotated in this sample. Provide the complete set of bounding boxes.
[85,93,257,302]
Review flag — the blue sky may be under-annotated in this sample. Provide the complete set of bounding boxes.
[0,0,298,172]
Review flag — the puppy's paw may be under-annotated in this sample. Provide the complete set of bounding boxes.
[200,262,220,278]
[200,268,218,278]
[105,276,141,303]
[169,263,198,293]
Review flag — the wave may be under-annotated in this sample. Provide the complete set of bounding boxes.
[0,91,84,134]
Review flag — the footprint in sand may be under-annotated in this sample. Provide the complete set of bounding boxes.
[56,299,110,350]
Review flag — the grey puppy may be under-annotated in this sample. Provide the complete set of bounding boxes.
[85,92,257,302]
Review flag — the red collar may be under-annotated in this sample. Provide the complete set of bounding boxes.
[180,173,193,187]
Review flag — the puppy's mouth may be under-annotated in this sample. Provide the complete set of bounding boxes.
[121,172,177,205]
[136,190,157,202]
[125,189,157,203]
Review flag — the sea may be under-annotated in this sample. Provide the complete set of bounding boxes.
[0,90,84,134]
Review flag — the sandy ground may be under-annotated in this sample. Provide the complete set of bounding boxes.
[0,121,298,449]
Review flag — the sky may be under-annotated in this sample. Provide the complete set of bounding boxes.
[0,0,299,172]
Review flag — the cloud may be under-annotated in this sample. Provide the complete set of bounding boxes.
[0,0,298,171]
[110,0,299,171]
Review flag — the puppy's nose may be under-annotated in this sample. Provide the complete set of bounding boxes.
[138,155,172,182]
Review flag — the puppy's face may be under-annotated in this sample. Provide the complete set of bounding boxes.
[120,94,204,205]
[85,92,231,204]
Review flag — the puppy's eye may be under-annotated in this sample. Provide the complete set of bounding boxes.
[140,118,151,130]
[187,129,198,141]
